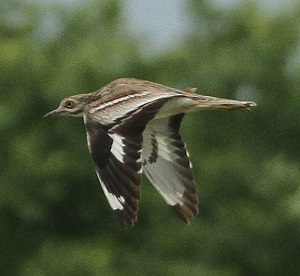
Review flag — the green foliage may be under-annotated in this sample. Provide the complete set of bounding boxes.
[1,0,300,275]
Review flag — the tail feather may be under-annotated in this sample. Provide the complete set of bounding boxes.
[191,94,256,111]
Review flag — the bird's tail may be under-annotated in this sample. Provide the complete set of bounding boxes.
[190,94,256,111]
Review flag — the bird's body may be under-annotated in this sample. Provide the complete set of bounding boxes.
[44,78,256,228]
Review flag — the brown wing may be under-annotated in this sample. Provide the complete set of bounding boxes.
[84,99,169,228]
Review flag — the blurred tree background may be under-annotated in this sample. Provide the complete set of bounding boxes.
[1,0,300,275]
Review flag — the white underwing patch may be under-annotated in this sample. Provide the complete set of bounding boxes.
[155,135,173,162]
[154,97,197,119]
[152,179,184,206]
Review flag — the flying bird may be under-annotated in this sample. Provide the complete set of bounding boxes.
[44,78,256,228]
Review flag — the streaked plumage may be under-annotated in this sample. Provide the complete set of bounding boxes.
[44,78,256,228]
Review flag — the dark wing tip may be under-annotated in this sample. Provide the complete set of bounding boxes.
[114,209,138,229]
[170,190,199,224]
[170,202,199,224]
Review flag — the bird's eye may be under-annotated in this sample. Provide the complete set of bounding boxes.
[64,100,75,109]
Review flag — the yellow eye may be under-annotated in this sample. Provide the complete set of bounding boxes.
[64,100,75,109]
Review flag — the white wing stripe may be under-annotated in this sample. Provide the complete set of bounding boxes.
[96,171,124,210]
[108,133,125,164]
[89,94,179,126]
[89,92,149,113]
[86,132,91,152]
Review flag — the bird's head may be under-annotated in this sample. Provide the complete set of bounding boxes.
[44,94,97,118]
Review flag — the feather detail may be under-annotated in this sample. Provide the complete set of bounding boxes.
[44,77,257,228]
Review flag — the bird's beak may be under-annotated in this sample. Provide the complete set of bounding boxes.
[43,108,65,118]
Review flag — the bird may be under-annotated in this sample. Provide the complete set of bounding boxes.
[44,78,256,228]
